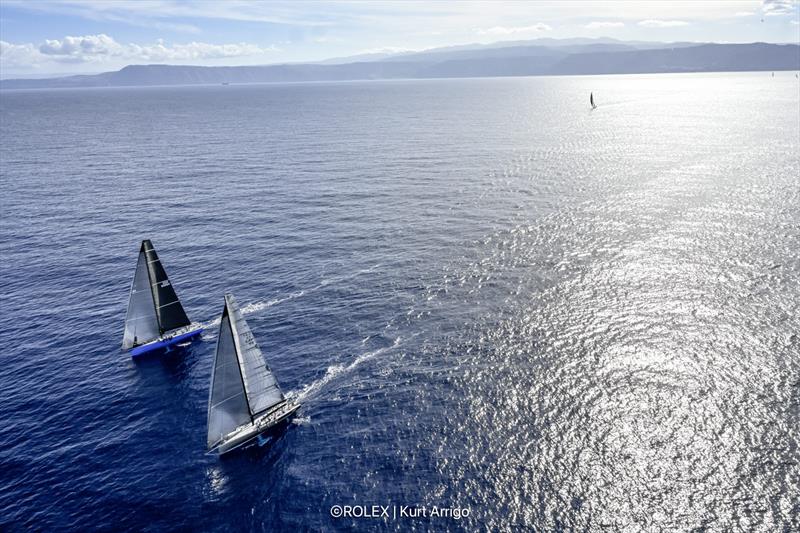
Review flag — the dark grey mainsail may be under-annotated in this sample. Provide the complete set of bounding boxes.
[207,294,287,451]
[207,309,252,449]
[121,247,160,349]
[121,240,191,349]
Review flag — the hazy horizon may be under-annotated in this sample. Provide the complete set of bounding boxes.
[3,36,800,81]
[1,0,799,79]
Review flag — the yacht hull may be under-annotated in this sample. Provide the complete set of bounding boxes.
[211,401,300,455]
[130,327,204,357]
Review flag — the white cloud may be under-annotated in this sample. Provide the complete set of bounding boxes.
[1,0,334,27]
[476,23,552,35]
[312,36,338,43]
[0,34,277,69]
[584,21,625,29]
[40,33,120,56]
[637,19,690,28]
[761,0,798,16]
[734,11,756,17]
[357,46,416,55]
[0,41,41,67]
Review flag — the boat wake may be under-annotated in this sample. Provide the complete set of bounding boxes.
[287,336,402,403]
[198,264,382,333]
[197,290,306,333]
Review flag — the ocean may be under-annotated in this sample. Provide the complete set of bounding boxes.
[1,72,798,531]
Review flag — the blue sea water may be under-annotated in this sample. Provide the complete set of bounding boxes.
[0,73,798,531]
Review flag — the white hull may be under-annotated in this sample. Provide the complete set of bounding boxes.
[210,400,300,455]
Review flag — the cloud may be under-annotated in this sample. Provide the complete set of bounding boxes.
[1,0,335,28]
[734,11,756,17]
[476,23,552,35]
[357,46,416,55]
[637,19,690,28]
[1,34,277,69]
[761,0,798,16]
[0,41,41,67]
[584,21,625,29]
[312,36,344,44]
[39,33,120,56]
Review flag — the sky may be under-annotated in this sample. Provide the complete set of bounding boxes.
[1,0,798,78]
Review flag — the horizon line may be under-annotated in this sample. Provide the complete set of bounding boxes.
[3,37,799,82]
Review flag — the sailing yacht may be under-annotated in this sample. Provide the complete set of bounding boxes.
[207,294,300,455]
[121,239,203,357]
[590,92,597,109]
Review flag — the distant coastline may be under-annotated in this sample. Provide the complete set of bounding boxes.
[2,41,798,90]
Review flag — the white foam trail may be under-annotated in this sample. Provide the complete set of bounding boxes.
[292,416,312,425]
[197,264,382,333]
[287,336,402,403]
[239,290,306,316]
[198,290,307,332]
[197,262,397,403]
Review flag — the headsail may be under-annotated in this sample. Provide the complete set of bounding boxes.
[207,307,252,449]
[226,294,285,416]
[141,240,191,334]
[122,247,160,349]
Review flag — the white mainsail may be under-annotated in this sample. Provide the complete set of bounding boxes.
[122,248,160,349]
[207,294,286,450]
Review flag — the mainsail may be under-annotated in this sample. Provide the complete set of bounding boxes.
[207,294,285,449]
[121,240,191,349]
[207,309,252,449]
[590,92,595,108]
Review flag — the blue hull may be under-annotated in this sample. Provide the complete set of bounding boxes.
[130,328,204,357]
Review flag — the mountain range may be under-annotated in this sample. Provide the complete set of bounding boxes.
[2,38,798,90]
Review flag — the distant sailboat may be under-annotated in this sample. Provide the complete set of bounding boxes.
[207,294,300,455]
[590,92,597,109]
[121,240,203,357]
